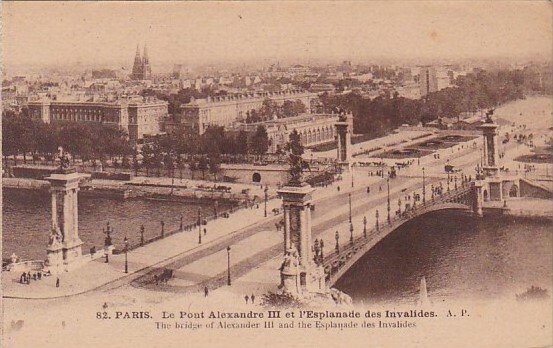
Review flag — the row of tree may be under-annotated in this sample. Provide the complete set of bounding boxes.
[321,68,530,138]
[2,113,131,164]
[244,99,306,123]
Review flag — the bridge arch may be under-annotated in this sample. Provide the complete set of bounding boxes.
[325,203,472,286]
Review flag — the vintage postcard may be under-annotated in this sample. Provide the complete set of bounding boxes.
[1,1,552,347]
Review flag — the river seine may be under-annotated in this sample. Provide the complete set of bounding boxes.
[334,210,552,304]
[2,189,226,261]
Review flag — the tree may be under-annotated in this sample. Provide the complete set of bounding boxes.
[197,155,208,179]
[250,125,270,159]
[208,153,221,181]
[285,129,305,187]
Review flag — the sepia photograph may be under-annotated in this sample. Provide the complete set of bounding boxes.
[1,1,552,347]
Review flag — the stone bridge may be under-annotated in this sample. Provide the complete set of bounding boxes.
[322,184,474,286]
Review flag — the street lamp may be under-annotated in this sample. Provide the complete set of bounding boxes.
[124,236,129,274]
[363,216,367,238]
[398,198,402,215]
[264,186,268,217]
[375,210,379,231]
[140,225,145,246]
[198,208,202,244]
[447,172,450,192]
[335,231,340,254]
[319,239,324,263]
[422,167,426,204]
[349,223,354,246]
[227,246,231,286]
[179,214,183,231]
[351,165,354,188]
[161,220,165,238]
[348,193,352,223]
[387,178,391,225]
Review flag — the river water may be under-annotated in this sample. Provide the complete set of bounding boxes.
[334,210,553,304]
[2,189,227,261]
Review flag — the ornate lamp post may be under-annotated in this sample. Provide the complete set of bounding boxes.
[227,246,231,286]
[124,236,129,274]
[335,231,340,254]
[104,223,112,263]
[387,178,391,225]
[363,216,367,238]
[349,223,354,246]
[348,193,352,223]
[264,186,268,217]
[314,239,320,264]
[375,210,379,231]
[398,198,402,215]
[422,167,426,204]
[198,208,202,244]
[140,225,145,246]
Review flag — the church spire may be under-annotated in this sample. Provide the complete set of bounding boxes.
[143,45,149,64]
[131,44,143,80]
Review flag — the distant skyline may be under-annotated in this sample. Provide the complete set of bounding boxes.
[2,1,552,72]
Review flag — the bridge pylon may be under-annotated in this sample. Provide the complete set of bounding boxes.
[277,185,325,295]
[335,111,353,167]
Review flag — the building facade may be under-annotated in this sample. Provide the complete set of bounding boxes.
[233,113,339,153]
[27,98,168,143]
[180,89,319,134]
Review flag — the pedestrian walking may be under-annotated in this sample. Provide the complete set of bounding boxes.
[56,278,60,288]
[203,228,207,236]
[204,286,209,297]
[251,294,255,304]
[33,273,37,281]
[37,272,42,280]
[244,295,249,304]
[19,272,25,284]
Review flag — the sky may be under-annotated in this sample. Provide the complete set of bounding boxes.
[2,1,552,70]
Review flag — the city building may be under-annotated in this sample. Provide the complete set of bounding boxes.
[419,66,438,97]
[231,113,340,153]
[178,89,319,134]
[131,45,152,80]
[27,97,168,144]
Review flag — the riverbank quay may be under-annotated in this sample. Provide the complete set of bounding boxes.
[2,175,274,204]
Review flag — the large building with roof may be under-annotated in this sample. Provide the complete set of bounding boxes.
[178,89,319,134]
[231,113,343,153]
[27,97,168,144]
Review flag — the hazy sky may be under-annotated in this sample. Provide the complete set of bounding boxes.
[2,1,552,69]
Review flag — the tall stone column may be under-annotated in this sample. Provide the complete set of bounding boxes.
[335,112,352,166]
[278,185,323,295]
[45,171,89,273]
[478,119,499,177]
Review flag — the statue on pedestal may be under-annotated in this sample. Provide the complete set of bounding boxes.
[279,247,300,293]
[485,109,495,123]
[49,228,63,247]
